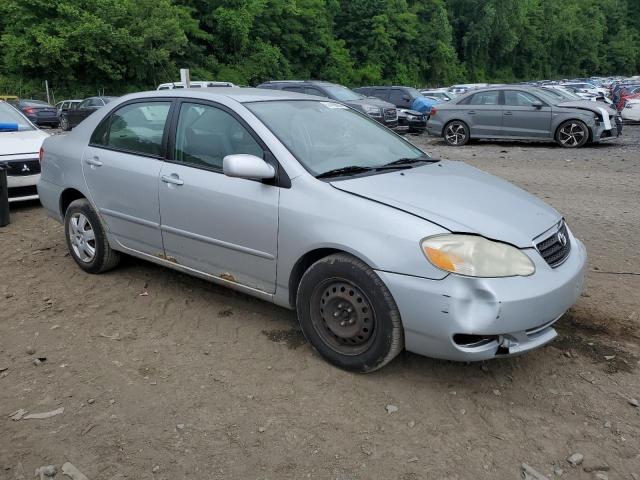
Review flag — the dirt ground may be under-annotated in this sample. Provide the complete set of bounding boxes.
[1,126,639,480]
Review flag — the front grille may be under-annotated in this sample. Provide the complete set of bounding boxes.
[8,185,38,199]
[536,222,571,267]
[384,108,397,121]
[2,159,41,176]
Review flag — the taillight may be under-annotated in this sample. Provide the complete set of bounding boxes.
[430,107,437,116]
[24,107,35,114]
[39,147,44,164]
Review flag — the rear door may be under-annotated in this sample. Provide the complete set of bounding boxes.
[502,90,552,138]
[82,99,172,254]
[464,91,503,137]
[158,100,280,293]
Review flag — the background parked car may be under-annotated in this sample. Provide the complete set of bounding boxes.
[257,80,401,131]
[157,81,236,90]
[420,89,457,101]
[427,86,619,148]
[60,96,117,131]
[396,109,427,134]
[0,100,48,202]
[353,86,440,115]
[14,99,59,128]
[55,99,81,118]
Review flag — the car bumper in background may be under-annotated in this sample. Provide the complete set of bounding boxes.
[377,237,587,361]
[7,173,40,202]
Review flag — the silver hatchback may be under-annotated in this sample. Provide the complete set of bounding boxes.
[38,89,587,372]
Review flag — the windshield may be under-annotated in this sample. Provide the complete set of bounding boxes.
[0,102,35,131]
[323,85,364,102]
[245,100,428,177]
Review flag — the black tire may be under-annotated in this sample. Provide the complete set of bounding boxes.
[60,115,70,131]
[296,253,404,373]
[64,198,120,274]
[555,120,589,148]
[443,120,470,146]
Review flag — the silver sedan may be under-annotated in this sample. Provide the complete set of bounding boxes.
[38,88,587,372]
[427,86,620,147]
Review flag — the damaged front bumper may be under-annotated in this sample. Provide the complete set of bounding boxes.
[377,237,587,361]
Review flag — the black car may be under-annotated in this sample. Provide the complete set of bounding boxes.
[60,96,117,131]
[396,109,427,134]
[256,80,402,131]
[353,86,440,116]
[15,99,59,127]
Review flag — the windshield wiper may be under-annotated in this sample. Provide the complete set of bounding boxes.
[316,165,375,179]
[381,155,439,168]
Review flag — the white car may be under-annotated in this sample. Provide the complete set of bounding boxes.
[621,98,640,122]
[156,81,236,90]
[561,82,608,97]
[0,101,49,202]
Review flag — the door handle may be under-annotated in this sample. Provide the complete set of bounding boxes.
[85,157,103,167]
[504,111,513,116]
[467,110,476,114]
[161,174,184,186]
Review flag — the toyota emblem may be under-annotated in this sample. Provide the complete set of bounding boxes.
[557,231,567,247]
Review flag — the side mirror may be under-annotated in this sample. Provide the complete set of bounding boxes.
[531,101,543,109]
[223,154,275,180]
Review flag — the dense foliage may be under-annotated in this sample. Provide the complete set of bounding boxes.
[0,0,638,98]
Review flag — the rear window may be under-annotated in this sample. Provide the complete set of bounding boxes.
[0,102,34,131]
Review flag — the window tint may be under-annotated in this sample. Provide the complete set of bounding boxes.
[388,89,408,105]
[469,91,500,105]
[304,87,328,97]
[174,103,263,171]
[504,90,540,107]
[283,86,304,93]
[105,102,171,156]
[78,100,91,109]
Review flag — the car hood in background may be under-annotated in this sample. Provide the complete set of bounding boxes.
[331,160,561,248]
[0,129,49,156]
[345,97,395,110]
[556,100,616,116]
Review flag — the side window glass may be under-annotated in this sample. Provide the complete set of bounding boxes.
[174,103,263,171]
[504,91,540,107]
[78,100,91,109]
[283,86,303,93]
[469,91,500,105]
[305,88,328,97]
[106,102,171,156]
[388,89,406,105]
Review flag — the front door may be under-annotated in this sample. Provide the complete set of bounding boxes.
[82,100,172,254]
[502,90,552,138]
[158,101,279,293]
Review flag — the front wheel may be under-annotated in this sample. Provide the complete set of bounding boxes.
[443,120,470,146]
[555,120,589,148]
[296,254,404,373]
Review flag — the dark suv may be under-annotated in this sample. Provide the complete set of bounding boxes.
[257,81,401,131]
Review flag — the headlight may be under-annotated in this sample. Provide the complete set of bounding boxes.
[363,105,382,116]
[420,234,535,278]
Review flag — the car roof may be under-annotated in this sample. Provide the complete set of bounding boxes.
[112,87,324,104]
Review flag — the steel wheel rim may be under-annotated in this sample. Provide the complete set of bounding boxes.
[310,279,376,356]
[558,123,586,146]
[445,123,466,145]
[68,213,96,263]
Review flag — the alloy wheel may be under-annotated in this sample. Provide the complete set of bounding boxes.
[68,212,96,263]
[558,122,586,147]
[310,279,376,356]
[445,122,467,145]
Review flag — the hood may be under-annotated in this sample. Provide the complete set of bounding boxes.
[331,160,561,248]
[345,97,395,110]
[556,100,616,115]
[0,129,49,156]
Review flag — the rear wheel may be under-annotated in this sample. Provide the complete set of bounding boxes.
[60,115,70,131]
[64,199,120,274]
[555,120,589,148]
[443,120,470,146]
[296,254,404,373]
